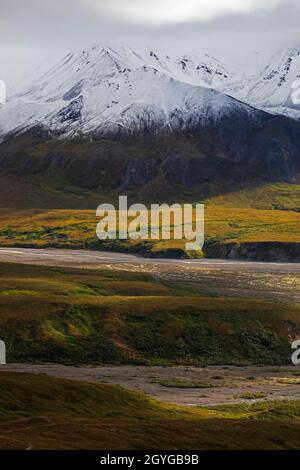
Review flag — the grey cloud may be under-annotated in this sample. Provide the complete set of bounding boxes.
[0,0,300,83]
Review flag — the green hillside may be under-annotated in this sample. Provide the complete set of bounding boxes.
[0,372,300,450]
[0,262,298,365]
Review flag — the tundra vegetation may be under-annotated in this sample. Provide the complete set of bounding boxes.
[1,201,300,258]
[0,372,300,450]
[0,262,298,366]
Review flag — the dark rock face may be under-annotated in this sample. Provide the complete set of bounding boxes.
[1,106,300,199]
[245,117,300,183]
[57,96,83,123]
[120,157,158,190]
[206,241,300,263]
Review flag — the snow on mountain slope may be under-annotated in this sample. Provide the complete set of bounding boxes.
[3,43,300,140]
[224,47,300,119]
[0,45,242,139]
[4,45,300,195]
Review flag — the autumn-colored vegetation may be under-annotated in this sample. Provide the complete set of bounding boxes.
[0,372,300,450]
[1,204,300,257]
[0,262,298,365]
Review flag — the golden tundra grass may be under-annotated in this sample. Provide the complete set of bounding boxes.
[0,205,300,253]
[0,372,300,450]
[0,261,297,365]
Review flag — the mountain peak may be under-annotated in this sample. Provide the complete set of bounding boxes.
[0,44,241,139]
[2,44,300,140]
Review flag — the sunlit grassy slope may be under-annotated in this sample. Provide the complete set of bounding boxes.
[0,372,300,450]
[1,204,300,257]
[0,262,298,365]
[207,182,300,210]
[1,177,300,257]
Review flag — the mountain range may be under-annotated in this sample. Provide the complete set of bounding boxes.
[1,45,300,139]
[1,44,300,207]
[0,45,242,138]
[225,47,300,120]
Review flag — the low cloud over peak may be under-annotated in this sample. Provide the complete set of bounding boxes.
[0,0,299,83]
[88,0,283,25]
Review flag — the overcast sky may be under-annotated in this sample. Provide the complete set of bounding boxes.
[1,0,300,86]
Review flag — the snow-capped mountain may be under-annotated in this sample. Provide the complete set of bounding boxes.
[224,47,300,119]
[2,43,300,141]
[2,45,300,198]
[0,45,243,139]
